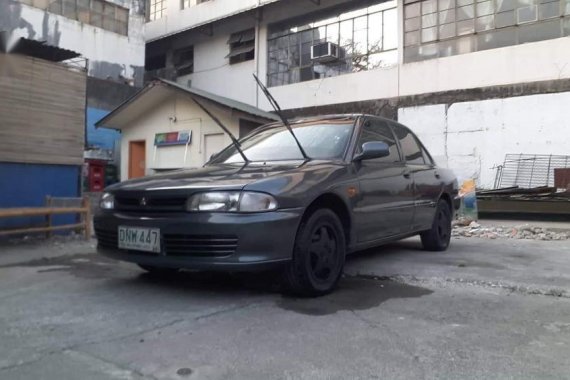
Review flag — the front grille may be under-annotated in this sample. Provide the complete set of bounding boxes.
[95,227,118,249]
[95,228,238,258]
[115,195,187,213]
[163,234,238,257]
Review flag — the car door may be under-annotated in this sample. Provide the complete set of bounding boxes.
[353,118,415,243]
[391,123,441,231]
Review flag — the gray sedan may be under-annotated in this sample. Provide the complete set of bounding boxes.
[95,114,458,296]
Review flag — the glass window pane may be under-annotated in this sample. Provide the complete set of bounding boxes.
[359,120,401,163]
[326,23,339,45]
[539,2,560,19]
[564,17,570,35]
[91,0,103,13]
[31,0,45,8]
[368,13,383,51]
[405,30,421,45]
[477,28,516,50]
[422,13,438,27]
[405,3,421,19]
[339,19,353,47]
[354,15,367,30]
[457,19,475,34]
[457,5,475,20]
[439,9,456,23]
[422,0,438,14]
[117,8,129,22]
[455,35,475,54]
[393,126,424,165]
[422,26,438,42]
[383,8,398,50]
[517,5,538,23]
[518,18,561,42]
[457,0,474,6]
[496,0,516,12]
[404,45,421,62]
[353,29,368,55]
[495,11,516,27]
[477,1,494,16]
[48,0,62,15]
[566,0,570,15]
[439,0,456,9]
[367,50,397,69]
[476,15,495,31]
[440,22,456,38]
[405,17,421,31]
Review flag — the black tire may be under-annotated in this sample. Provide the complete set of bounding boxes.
[283,209,346,297]
[138,264,179,277]
[420,199,452,251]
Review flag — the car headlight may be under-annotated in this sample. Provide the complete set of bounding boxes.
[186,191,278,212]
[100,193,114,210]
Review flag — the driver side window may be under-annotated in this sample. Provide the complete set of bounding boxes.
[356,119,401,163]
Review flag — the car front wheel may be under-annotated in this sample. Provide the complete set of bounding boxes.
[420,199,452,251]
[283,209,346,297]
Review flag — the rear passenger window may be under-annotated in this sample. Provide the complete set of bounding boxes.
[356,119,400,163]
[391,124,425,165]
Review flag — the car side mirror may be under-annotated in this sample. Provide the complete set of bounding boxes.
[353,141,390,162]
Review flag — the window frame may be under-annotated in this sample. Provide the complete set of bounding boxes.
[389,122,427,166]
[351,116,403,164]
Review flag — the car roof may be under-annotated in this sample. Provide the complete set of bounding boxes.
[263,113,395,128]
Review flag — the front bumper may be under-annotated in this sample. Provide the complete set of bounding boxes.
[94,208,304,272]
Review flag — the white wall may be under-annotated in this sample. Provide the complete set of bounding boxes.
[10,3,145,83]
[190,33,258,106]
[119,95,239,181]
[145,0,280,42]
[398,92,570,189]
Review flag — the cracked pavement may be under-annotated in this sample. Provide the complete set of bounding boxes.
[1,236,570,379]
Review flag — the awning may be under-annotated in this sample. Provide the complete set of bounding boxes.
[225,44,255,58]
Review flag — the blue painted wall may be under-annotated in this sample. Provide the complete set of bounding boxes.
[0,162,80,230]
[87,108,120,150]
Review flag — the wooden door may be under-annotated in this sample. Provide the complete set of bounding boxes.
[129,140,146,179]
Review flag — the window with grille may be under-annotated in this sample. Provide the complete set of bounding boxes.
[404,0,570,62]
[266,1,398,87]
[19,0,129,36]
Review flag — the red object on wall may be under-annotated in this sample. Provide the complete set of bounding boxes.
[86,159,106,192]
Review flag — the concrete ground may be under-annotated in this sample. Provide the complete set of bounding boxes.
[1,235,570,380]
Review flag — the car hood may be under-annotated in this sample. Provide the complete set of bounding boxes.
[106,162,312,192]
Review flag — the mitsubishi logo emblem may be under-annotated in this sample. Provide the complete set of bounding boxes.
[140,197,148,206]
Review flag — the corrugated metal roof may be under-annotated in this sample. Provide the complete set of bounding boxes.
[96,79,278,129]
[158,79,279,122]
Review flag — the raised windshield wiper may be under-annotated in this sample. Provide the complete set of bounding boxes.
[253,74,310,161]
[192,97,249,163]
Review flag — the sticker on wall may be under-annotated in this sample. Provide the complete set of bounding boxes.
[154,131,192,147]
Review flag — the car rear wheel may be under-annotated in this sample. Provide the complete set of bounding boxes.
[420,199,452,251]
[283,209,346,297]
[138,264,179,276]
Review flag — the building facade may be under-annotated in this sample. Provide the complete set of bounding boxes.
[143,0,570,188]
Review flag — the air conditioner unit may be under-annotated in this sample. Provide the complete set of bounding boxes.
[311,42,340,63]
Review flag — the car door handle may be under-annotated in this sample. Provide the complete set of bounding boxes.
[403,171,411,179]
[434,171,441,179]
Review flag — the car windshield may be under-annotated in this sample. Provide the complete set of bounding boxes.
[209,120,355,164]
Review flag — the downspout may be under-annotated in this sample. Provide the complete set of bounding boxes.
[255,5,262,108]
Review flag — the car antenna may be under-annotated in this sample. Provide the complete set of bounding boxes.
[253,74,310,160]
[192,97,249,163]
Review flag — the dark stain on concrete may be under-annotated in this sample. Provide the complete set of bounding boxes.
[277,276,433,316]
[282,78,570,121]
[42,12,61,46]
[0,0,36,39]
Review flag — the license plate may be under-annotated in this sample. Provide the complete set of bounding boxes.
[118,226,161,253]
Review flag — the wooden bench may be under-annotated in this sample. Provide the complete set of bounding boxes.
[0,196,91,240]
